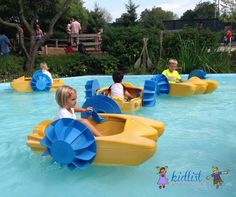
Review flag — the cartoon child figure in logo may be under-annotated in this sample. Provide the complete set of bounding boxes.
[156,166,169,189]
[206,167,229,189]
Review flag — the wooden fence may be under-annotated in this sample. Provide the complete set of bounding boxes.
[46,33,101,50]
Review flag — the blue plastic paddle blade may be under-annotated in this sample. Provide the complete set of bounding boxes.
[41,149,50,156]
[84,80,100,99]
[188,69,207,79]
[81,95,121,118]
[75,150,96,161]
[142,80,156,107]
[82,109,105,123]
[30,70,52,91]
[72,140,95,151]
[43,124,57,143]
[50,140,75,165]
[81,110,93,119]
[64,127,82,144]
[72,160,91,170]
[40,118,96,170]
[151,74,170,95]
[92,111,105,123]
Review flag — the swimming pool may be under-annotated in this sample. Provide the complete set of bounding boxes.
[0,74,235,197]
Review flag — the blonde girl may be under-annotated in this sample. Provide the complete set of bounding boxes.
[40,62,53,83]
[55,85,102,137]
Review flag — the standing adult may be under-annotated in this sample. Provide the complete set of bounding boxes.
[35,24,44,41]
[70,17,81,46]
[16,25,24,55]
[35,24,44,52]
[16,25,24,45]
[0,29,12,56]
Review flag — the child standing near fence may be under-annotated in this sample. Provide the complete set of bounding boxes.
[226,28,233,47]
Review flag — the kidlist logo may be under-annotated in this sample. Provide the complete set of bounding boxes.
[171,170,202,182]
[156,166,229,189]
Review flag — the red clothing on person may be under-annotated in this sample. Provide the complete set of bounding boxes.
[65,46,74,53]
[226,30,233,39]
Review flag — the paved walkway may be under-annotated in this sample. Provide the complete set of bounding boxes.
[218,45,236,52]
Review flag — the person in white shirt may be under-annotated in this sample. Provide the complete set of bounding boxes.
[109,71,133,100]
[55,85,102,137]
[40,62,53,83]
[70,17,81,45]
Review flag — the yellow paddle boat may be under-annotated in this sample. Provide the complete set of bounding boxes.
[168,77,218,96]
[151,69,218,97]
[11,76,64,92]
[85,80,157,113]
[96,82,143,112]
[26,113,164,168]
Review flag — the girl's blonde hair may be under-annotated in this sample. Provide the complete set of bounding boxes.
[168,59,178,65]
[55,85,76,108]
[40,62,49,70]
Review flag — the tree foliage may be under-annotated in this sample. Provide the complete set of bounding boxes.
[0,0,74,72]
[115,0,139,26]
[86,3,111,33]
[101,26,160,71]
[54,0,88,37]
[181,1,216,19]
[139,7,176,29]
[220,0,236,22]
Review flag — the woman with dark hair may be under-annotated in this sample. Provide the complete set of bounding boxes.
[35,24,44,52]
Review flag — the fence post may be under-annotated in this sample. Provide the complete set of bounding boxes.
[44,45,48,55]
[56,39,58,48]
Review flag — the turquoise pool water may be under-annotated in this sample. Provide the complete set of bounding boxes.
[0,74,235,197]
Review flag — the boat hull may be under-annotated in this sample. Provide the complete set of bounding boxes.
[10,76,64,92]
[26,114,164,166]
[169,77,218,96]
[96,83,143,112]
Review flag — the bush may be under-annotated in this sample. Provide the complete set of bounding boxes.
[0,53,119,82]
[0,55,25,82]
[102,26,160,72]
[161,27,232,73]
[102,26,231,74]
[84,55,119,75]
[35,53,119,77]
[177,33,231,73]
[0,26,233,82]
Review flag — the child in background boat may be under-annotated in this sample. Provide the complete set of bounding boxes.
[55,85,102,137]
[40,62,53,83]
[108,71,133,100]
[162,59,183,83]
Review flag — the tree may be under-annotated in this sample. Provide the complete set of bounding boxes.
[139,7,177,29]
[181,10,197,20]
[86,3,111,33]
[220,0,236,22]
[53,0,88,37]
[95,4,112,23]
[0,0,73,72]
[181,1,215,19]
[115,0,139,26]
